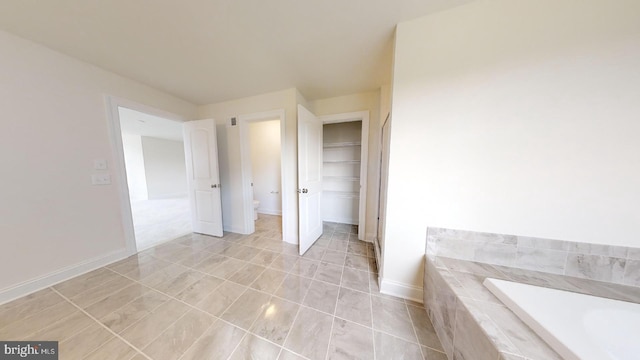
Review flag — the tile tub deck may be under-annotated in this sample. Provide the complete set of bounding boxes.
[424,255,640,360]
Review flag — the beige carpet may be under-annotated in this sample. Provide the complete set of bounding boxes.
[130,197,192,250]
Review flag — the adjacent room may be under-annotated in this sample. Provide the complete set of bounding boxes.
[0,0,639,359]
[118,107,192,250]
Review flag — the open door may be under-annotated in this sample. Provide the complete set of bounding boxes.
[183,119,223,237]
[297,105,323,255]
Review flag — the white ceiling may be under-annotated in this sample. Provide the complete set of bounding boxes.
[0,0,469,105]
[119,107,184,142]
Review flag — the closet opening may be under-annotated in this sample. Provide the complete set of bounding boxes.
[320,111,369,240]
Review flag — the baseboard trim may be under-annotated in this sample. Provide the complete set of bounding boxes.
[223,225,246,234]
[257,209,282,216]
[364,233,376,243]
[379,277,423,304]
[0,248,131,306]
[322,217,358,225]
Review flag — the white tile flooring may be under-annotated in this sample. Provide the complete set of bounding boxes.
[0,215,446,359]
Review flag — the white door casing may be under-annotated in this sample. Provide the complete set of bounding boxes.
[376,114,391,279]
[238,109,289,239]
[297,105,323,255]
[183,119,224,237]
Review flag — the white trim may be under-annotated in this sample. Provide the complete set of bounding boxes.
[223,225,246,234]
[104,95,186,254]
[379,277,424,304]
[0,248,130,306]
[323,215,358,225]
[364,233,376,243]
[318,111,369,241]
[258,209,283,216]
[238,109,290,240]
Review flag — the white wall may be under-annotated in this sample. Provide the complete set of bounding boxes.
[141,137,188,199]
[385,0,640,293]
[249,120,282,215]
[0,29,196,300]
[121,133,148,200]
[197,89,299,242]
[310,91,382,242]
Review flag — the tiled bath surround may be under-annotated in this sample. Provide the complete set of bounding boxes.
[426,227,640,287]
[424,227,640,360]
[424,257,567,360]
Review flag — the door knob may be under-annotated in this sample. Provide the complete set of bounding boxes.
[303,188,308,194]
[211,184,217,188]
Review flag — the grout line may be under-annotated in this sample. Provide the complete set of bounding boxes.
[145,238,414,337]
[0,293,72,334]
[50,287,153,360]
[115,275,258,359]
[323,254,348,360]
[369,285,377,360]
[126,305,194,357]
[108,272,219,333]
[223,331,249,360]
[32,222,415,360]
[126,237,401,306]
[61,268,137,309]
[11,298,94,343]
[175,314,218,360]
[117,264,303,359]
[278,254,320,360]
[405,301,426,360]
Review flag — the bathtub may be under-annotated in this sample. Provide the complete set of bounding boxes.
[484,278,640,360]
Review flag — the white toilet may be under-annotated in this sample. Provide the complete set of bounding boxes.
[253,200,260,220]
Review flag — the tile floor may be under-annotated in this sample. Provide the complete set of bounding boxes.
[0,215,446,360]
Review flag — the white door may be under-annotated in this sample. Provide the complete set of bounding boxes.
[183,119,224,237]
[297,105,323,255]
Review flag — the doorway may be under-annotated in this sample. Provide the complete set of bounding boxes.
[319,111,369,241]
[107,97,192,253]
[248,119,282,218]
[239,110,288,240]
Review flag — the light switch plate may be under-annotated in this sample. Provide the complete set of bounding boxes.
[91,174,111,185]
[93,159,108,170]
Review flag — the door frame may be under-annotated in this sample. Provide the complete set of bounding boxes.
[105,95,186,255]
[238,109,289,239]
[318,111,369,240]
[376,113,391,281]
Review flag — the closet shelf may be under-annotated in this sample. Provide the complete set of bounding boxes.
[323,160,361,164]
[323,142,361,149]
